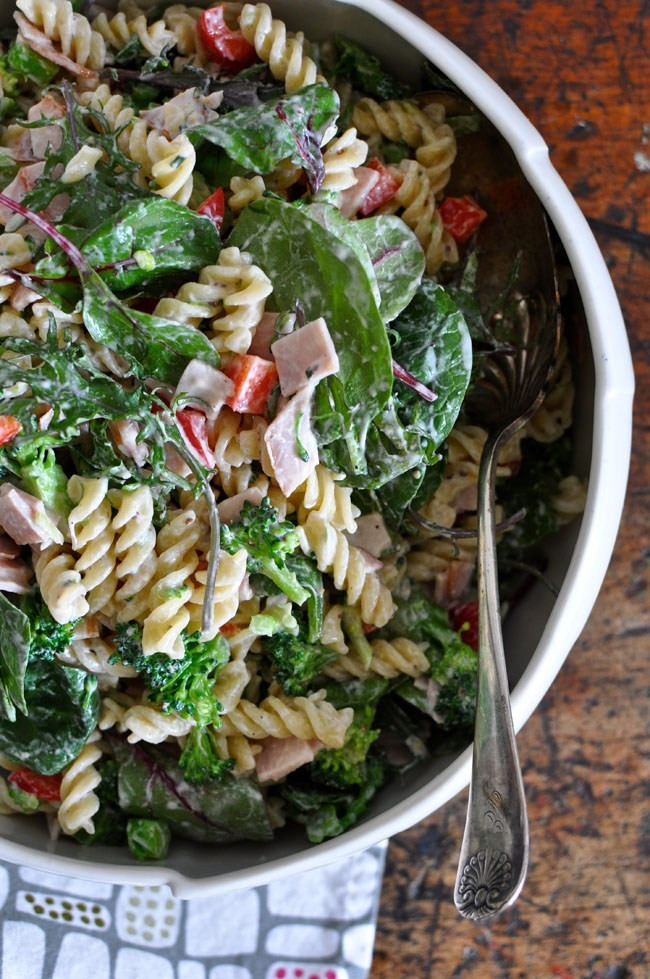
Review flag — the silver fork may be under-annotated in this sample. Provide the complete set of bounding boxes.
[453,291,560,920]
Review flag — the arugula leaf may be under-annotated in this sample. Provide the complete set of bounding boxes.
[391,279,472,449]
[6,39,59,85]
[114,738,273,843]
[0,593,31,722]
[81,197,222,291]
[190,83,339,189]
[0,658,99,774]
[352,215,424,323]
[333,35,408,100]
[0,151,18,188]
[228,197,393,475]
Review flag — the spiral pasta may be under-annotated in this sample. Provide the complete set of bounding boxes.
[122,703,194,744]
[297,512,395,627]
[108,485,157,619]
[291,465,359,533]
[141,504,202,658]
[325,636,429,681]
[525,338,574,443]
[92,8,175,58]
[68,475,117,614]
[16,0,107,71]
[162,4,206,62]
[352,97,444,148]
[321,128,369,192]
[552,475,587,525]
[239,2,319,93]
[187,547,248,638]
[229,175,266,213]
[0,233,32,271]
[77,83,134,155]
[60,145,103,184]
[220,688,353,748]
[60,637,137,683]
[213,732,261,774]
[58,737,102,835]
[385,159,457,274]
[35,545,90,625]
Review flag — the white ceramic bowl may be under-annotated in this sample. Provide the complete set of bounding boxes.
[0,0,634,896]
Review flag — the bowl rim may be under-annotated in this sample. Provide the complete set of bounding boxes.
[0,0,634,897]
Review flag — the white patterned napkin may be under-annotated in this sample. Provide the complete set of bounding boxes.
[0,843,386,979]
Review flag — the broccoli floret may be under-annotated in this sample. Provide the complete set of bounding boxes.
[178,726,235,784]
[429,635,478,729]
[280,755,386,843]
[322,676,390,710]
[265,631,338,696]
[220,498,310,605]
[20,592,78,662]
[112,623,229,724]
[312,705,379,788]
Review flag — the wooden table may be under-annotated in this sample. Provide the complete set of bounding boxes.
[373,2,649,976]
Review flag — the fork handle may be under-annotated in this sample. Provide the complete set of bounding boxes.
[454,428,529,920]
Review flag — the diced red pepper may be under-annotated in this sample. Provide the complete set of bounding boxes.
[223,354,279,415]
[358,158,400,215]
[439,195,488,244]
[8,768,62,802]
[176,408,215,469]
[197,186,225,231]
[449,600,479,650]
[198,6,257,73]
[0,415,22,446]
[220,621,242,637]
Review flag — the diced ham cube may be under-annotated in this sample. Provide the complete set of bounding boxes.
[264,383,319,497]
[338,166,380,219]
[247,311,278,361]
[346,513,392,558]
[254,736,323,783]
[174,359,234,419]
[0,533,21,559]
[0,162,45,225]
[0,554,31,594]
[72,616,100,640]
[108,419,149,467]
[271,317,339,397]
[140,87,223,136]
[217,485,266,524]
[164,444,192,479]
[434,560,475,608]
[27,93,65,161]
[0,483,63,546]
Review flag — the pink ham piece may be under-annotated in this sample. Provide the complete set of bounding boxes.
[72,616,100,640]
[0,162,69,239]
[0,555,31,594]
[434,560,475,608]
[271,317,339,397]
[356,546,383,574]
[338,166,381,219]
[108,419,149,467]
[174,359,234,419]
[0,533,21,559]
[0,484,63,546]
[255,736,323,784]
[15,12,98,79]
[217,485,266,524]
[264,383,319,497]
[27,93,65,161]
[140,88,223,134]
[164,444,192,479]
[347,512,392,559]
[10,281,41,312]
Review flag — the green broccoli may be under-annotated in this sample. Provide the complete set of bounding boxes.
[311,705,379,788]
[429,635,478,729]
[280,755,386,843]
[322,676,390,710]
[127,818,171,861]
[112,623,229,724]
[20,592,79,662]
[220,498,310,605]
[178,726,235,784]
[265,631,338,696]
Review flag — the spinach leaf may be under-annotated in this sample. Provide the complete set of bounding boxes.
[114,739,273,843]
[0,151,18,187]
[82,270,219,385]
[0,659,99,774]
[353,451,445,532]
[391,279,472,449]
[190,83,338,190]
[0,593,31,722]
[81,197,222,291]
[306,201,380,308]
[352,214,424,323]
[333,36,408,100]
[228,197,393,474]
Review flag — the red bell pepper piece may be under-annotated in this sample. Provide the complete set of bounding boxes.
[176,408,215,469]
[198,6,257,73]
[0,415,22,446]
[223,354,279,415]
[439,195,487,244]
[8,768,62,802]
[358,158,400,215]
[449,600,479,650]
[197,186,225,231]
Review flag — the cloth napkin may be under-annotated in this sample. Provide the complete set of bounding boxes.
[0,842,387,979]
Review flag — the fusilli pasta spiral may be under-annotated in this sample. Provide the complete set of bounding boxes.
[220,688,353,748]
[68,475,117,614]
[35,545,89,625]
[92,8,175,58]
[239,2,319,93]
[122,703,194,744]
[16,0,107,71]
[58,737,102,835]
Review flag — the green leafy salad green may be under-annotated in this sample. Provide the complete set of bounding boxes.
[0,1,582,860]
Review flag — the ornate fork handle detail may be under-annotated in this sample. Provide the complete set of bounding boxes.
[454,426,530,920]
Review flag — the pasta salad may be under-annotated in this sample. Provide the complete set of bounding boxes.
[0,0,585,859]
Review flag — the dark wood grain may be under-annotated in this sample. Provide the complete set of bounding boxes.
[373,2,649,976]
